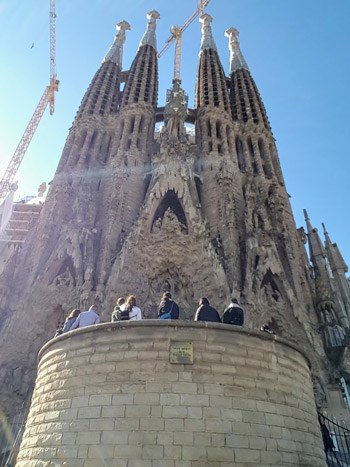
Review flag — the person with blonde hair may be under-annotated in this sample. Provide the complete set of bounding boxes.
[124,295,142,320]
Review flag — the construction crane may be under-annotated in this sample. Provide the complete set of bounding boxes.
[158,0,211,72]
[0,0,58,204]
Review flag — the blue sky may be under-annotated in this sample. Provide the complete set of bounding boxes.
[0,0,349,267]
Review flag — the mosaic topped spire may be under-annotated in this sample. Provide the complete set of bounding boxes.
[225,27,249,74]
[138,10,160,51]
[199,13,217,53]
[103,20,131,67]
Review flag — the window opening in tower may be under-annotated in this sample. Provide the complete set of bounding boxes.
[235,136,245,172]
[207,121,211,137]
[247,137,258,175]
[216,121,221,139]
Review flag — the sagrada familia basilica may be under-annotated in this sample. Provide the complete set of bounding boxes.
[0,6,349,465]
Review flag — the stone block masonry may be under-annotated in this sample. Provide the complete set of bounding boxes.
[16,321,326,466]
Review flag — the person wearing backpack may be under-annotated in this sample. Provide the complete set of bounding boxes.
[222,298,244,326]
[158,292,179,320]
[111,297,128,321]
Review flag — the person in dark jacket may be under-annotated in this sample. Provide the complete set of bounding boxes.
[111,297,127,321]
[222,298,244,326]
[194,297,221,323]
[158,292,179,319]
[319,416,335,453]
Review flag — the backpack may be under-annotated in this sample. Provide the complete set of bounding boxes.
[119,308,130,320]
[113,305,129,321]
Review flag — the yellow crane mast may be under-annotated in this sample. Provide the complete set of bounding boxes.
[0,0,58,204]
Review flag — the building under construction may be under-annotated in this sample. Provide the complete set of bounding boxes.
[0,5,350,466]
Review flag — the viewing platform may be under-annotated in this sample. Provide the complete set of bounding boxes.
[16,321,326,466]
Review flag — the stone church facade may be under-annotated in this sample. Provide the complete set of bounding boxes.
[0,8,349,450]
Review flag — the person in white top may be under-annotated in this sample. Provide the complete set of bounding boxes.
[70,305,100,329]
[124,295,142,320]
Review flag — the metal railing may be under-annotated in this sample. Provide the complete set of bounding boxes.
[0,402,30,467]
[319,412,350,467]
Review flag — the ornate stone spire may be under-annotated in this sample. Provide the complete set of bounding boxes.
[303,209,344,326]
[121,11,159,109]
[227,27,270,129]
[199,14,217,53]
[164,79,188,140]
[225,27,249,74]
[103,20,131,67]
[322,223,348,273]
[72,21,128,123]
[322,223,350,322]
[303,209,326,261]
[303,209,313,235]
[138,10,160,51]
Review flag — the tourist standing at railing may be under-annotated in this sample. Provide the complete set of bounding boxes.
[194,297,221,323]
[124,295,142,320]
[111,297,127,321]
[222,298,244,326]
[158,292,179,320]
[70,305,100,329]
[62,309,81,332]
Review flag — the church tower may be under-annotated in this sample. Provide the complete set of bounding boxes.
[0,17,134,420]
[195,15,244,292]
[104,13,231,315]
[94,10,160,290]
[223,27,322,349]
[0,8,349,445]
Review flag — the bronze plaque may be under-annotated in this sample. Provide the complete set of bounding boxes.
[169,341,193,364]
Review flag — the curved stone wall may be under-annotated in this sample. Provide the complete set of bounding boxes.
[16,322,326,466]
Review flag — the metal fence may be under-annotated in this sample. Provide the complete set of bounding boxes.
[319,412,350,467]
[0,404,29,467]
